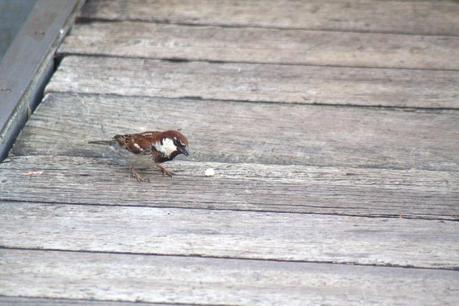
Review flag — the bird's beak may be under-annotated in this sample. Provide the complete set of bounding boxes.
[178,146,189,156]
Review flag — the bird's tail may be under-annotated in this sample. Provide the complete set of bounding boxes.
[88,140,115,145]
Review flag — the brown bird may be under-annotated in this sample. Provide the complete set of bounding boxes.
[89,130,189,181]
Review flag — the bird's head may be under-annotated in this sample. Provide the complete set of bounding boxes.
[155,130,189,159]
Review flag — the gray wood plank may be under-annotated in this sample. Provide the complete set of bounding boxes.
[79,0,459,36]
[1,156,458,219]
[0,297,173,306]
[13,93,459,171]
[59,21,459,70]
[1,201,458,268]
[1,249,458,305]
[46,56,459,108]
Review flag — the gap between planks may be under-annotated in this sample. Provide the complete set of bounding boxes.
[56,52,459,73]
[0,296,188,306]
[44,90,459,112]
[1,248,458,305]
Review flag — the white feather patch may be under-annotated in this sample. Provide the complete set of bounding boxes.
[133,143,143,151]
[154,138,177,157]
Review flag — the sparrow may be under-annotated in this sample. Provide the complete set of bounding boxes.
[89,130,189,181]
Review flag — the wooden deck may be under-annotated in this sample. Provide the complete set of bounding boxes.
[1,0,459,304]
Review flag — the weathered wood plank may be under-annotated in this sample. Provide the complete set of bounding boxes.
[1,156,458,219]
[1,201,458,268]
[1,249,458,305]
[79,0,459,36]
[59,21,459,70]
[13,93,459,171]
[0,297,172,306]
[46,56,459,108]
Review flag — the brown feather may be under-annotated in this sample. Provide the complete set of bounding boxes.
[113,130,189,161]
[114,131,162,155]
[89,130,189,179]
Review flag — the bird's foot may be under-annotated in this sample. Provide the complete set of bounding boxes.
[156,164,174,177]
[129,165,150,183]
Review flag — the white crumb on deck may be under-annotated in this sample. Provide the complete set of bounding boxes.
[205,168,215,176]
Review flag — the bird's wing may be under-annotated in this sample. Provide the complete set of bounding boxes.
[114,131,161,155]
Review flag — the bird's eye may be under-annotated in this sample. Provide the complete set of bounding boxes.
[173,139,181,147]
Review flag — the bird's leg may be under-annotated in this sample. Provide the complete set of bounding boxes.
[155,163,174,177]
[129,164,150,182]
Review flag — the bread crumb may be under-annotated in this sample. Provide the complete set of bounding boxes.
[205,168,215,176]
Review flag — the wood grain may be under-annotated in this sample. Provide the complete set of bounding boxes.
[46,56,459,108]
[59,21,459,70]
[13,93,459,171]
[1,249,458,305]
[0,297,171,306]
[4,1,458,304]
[79,0,459,36]
[1,156,458,219]
[1,201,458,268]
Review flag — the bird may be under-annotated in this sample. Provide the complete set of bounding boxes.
[89,130,189,182]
